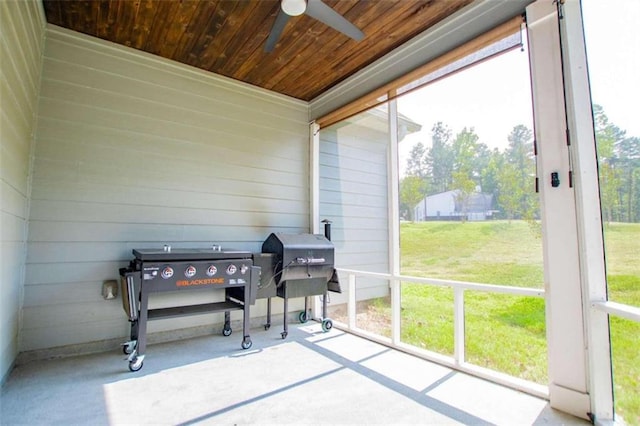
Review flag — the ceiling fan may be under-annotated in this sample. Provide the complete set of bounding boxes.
[265,0,365,52]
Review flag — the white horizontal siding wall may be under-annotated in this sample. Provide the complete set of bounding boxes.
[23,25,310,352]
[0,0,45,379]
[319,114,391,304]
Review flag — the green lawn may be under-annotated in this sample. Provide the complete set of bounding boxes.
[395,220,639,424]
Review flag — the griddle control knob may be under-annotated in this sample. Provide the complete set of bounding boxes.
[240,264,249,274]
[184,265,197,278]
[226,264,237,275]
[206,265,217,276]
[161,266,174,279]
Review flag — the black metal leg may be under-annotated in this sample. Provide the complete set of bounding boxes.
[243,280,250,341]
[304,296,309,319]
[136,285,150,356]
[282,285,289,338]
[130,320,138,341]
[265,297,272,329]
[322,290,328,320]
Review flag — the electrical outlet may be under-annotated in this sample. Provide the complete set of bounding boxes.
[102,280,118,300]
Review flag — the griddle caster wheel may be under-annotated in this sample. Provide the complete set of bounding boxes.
[281,331,288,339]
[122,340,136,355]
[222,327,232,337]
[264,324,271,331]
[128,355,144,372]
[321,318,333,333]
[298,311,309,324]
[241,338,252,350]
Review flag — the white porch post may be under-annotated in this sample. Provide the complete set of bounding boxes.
[526,0,613,421]
[558,1,614,422]
[310,121,321,234]
[388,99,402,344]
[310,121,322,319]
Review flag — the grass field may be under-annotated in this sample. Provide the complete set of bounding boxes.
[346,221,639,423]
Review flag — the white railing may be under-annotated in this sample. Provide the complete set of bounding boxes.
[592,301,640,323]
[332,268,640,400]
[334,268,548,398]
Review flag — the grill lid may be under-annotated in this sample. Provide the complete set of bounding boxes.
[133,247,252,261]
[261,233,334,267]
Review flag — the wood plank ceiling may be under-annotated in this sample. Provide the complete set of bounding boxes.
[42,0,473,101]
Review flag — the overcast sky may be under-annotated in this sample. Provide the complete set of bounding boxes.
[397,0,639,173]
[582,0,640,138]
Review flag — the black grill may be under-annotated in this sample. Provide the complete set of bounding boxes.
[261,232,337,338]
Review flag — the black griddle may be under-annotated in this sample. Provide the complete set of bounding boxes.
[119,246,258,372]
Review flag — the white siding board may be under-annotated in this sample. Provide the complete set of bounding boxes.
[44,29,305,117]
[1,107,32,166]
[28,200,307,228]
[25,261,123,286]
[0,149,29,197]
[331,239,388,254]
[23,280,212,307]
[38,78,307,145]
[36,98,304,154]
[20,318,128,351]
[34,116,306,165]
[320,190,387,208]
[28,184,308,216]
[1,208,28,243]
[318,176,385,195]
[320,165,387,185]
[40,63,304,133]
[319,156,387,177]
[34,110,300,153]
[0,2,41,95]
[0,25,37,118]
[27,221,302,244]
[319,203,390,220]
[29,162,306,201]
[26,242,155,264]
[33,118,306,175]
[1,243,24,304]
[0,65,33,134]
[29,158,304,194]
[22,301,124,329]
[1,182,28,219]
[319,141,387,162]
[31,136,306,191]
[335,229,389,243]
[334,254,389,269]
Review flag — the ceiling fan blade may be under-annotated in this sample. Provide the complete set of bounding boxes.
[305,0,364,41]
[265,9,291,52]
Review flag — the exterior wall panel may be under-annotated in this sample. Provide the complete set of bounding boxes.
[0,0,45,381]
[319,116,391,305]
[22,25,310,353]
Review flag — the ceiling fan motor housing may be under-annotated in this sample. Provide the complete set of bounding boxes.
[281,0,306,16]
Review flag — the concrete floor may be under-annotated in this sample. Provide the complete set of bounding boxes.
[1,322,588,425]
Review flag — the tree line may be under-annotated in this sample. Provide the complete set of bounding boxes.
[400,105,639,223]
[593,105,640,223]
